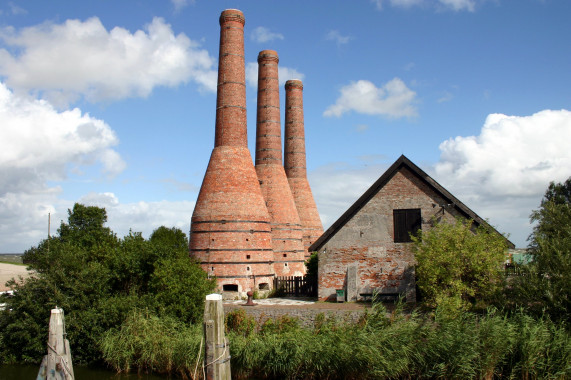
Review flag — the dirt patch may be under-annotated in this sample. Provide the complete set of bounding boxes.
[0,263,31,291]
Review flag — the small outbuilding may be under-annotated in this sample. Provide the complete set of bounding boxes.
[309,155,514,302]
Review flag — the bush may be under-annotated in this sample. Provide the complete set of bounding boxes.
[413,218,508,312]
[0,203,215,365]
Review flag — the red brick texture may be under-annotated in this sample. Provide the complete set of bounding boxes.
[190,10,273,294]
[317,167,463,301]
[215,9,247,148]
[284,80,324,256]
[255,51,305,277]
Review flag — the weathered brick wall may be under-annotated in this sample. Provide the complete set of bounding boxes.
[318,167,462,301]
[224,305,366,328]
[255,51,305,277]
[284,80,324,257]
[190,10,274,295]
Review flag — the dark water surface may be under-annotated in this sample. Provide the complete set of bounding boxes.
[0,364,170,379]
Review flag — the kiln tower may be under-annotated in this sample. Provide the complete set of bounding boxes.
[190,10,274,294]
[255,50,305,277]
[284,79,324,256]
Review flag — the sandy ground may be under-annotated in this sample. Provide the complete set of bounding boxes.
[0,263,31,291]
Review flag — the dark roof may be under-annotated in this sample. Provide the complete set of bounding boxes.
[309,155,515,251]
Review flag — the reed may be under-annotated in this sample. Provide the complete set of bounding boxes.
[100,309,203,379]
[101,306,570,379]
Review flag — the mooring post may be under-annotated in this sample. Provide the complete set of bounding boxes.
[203,294,231,380]
[37,307,74,380]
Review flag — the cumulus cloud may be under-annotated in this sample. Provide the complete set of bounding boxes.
[79,192,196,240]
[434,109,571,246]
[0,82,127,252]
[372,0,476,11]
[326,30,352,46]
[324,78,417,118]
[250,26,284,43]
[0,17,216,106]
[245,62,305,88]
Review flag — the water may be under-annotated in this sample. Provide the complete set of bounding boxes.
[0,364,170,380]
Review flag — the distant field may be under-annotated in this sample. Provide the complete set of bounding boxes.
[0,254,23,264]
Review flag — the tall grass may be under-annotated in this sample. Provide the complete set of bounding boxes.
[227,305,570,380]
[100,306,570,379]
[100,309,203,379]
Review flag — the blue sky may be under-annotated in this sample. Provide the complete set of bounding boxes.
[0,0,569,252]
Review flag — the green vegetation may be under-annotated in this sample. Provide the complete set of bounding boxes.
[412,218,508,312]
[0,254,24,265]
[509,177,571,323]
[305,252,318,277]
[100,305,571,379]
[101,309,204,378]
[0,203,216,365]
[2,179,571,379]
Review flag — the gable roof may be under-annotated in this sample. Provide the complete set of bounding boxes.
[309,155,515,251]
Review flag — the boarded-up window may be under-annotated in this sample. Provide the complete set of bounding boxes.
[393,209,421,242]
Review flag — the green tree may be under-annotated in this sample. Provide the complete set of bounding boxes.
[511,178,571,322]
[0,204,215,364]
[149,225,216,324]
[305,252,318,277]
[413,218,508,312]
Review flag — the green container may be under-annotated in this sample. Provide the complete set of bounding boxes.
[336,289,345,302]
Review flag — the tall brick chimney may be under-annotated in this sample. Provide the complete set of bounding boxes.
[284,79,324,257]
[190,10,274,295]
[255,50,305,277]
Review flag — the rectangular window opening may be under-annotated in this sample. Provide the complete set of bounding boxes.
[393,208,421,243]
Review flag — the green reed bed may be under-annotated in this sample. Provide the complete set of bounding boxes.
[100,305,570,379]
[227,306,570,380]
[100,309,204,379]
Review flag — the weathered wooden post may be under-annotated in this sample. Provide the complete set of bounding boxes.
[36,307,74,380]
[203,294,231,380]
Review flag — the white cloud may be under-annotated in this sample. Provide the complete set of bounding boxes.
[372,0,476,11]
[434,109,571,246]
[0,17,217,106]
[310,161,388,229]
[0,82,126,252]
[8,2,27,15]
[79,193,196,240]
[310,110,571,248]
[438,0,475,12]
[326,30,352,46]
[437,91,454,103]
[251,27,284,43]
[245,62,305,88]
[171,0,193,12]
[324,78,417,118]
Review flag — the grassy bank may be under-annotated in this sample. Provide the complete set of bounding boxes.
[0,255,23,265]
[101,305,570,379]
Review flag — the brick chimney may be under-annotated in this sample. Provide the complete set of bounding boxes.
[284,79,324,257]
[255,50,305,277]
[190,10,274,296]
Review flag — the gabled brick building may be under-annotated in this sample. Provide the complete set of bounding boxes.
[309,155,514,302]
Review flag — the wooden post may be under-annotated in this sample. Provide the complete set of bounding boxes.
[203,294,231,380]
[37,307,74,380]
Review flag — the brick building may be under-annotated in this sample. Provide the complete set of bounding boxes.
[309,155,514,302]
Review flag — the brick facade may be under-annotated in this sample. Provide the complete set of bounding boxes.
[190,10,273,295]
[255,51,305,277]
[284,80,324,256]
[311,156,512,302]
